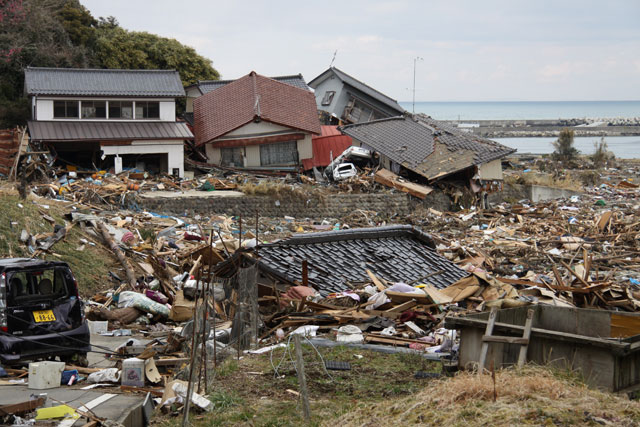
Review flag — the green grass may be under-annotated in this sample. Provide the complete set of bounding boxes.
[155,344,442,426]
[0,192,114,296]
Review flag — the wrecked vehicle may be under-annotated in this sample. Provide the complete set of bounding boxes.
[332,163,358,181]
[0,258,90,365]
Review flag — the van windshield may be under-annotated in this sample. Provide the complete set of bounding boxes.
[7,268,70,304]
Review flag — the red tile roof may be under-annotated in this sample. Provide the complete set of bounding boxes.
[194,71,321,146]
[302,125,353,170]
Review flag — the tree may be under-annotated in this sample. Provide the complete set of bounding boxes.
[92,26,219,86]
[591,137,614,169]
[552,128,579,162]
[0,0,219,128]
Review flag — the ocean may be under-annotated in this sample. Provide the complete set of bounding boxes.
[494,136,640,159]
[399,100,640,121]
[398,100,640,158]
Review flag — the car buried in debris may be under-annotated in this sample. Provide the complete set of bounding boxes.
[0,258,90,366]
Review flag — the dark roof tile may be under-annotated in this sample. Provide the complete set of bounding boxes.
[24,67,185,97]
[27,120,193,141]
[257,225,468,296]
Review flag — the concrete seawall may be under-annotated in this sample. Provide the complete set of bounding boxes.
[443,119,640,138]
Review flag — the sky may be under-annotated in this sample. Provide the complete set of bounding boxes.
[80,0,640,102]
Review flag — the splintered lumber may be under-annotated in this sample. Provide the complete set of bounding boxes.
[386,291,433,305]
[97,221,137,289]
[363,333,433,347]
[366,269,386,292]
[374,169,433,199]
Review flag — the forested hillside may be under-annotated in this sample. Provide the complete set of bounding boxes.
[0,0,219,127]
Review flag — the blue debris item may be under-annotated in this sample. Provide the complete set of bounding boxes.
[0,366,7,377]
[61,369,78,385]
[629,278,640,286]
[568,217,578,224]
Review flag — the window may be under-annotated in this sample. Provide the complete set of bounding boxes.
[53,101,78,118]
[81,101,106,119]
[8,268,69,304]
[321,91,335,106]
[135,101,160,119]
[108,101,133,119]
[260,141,298,166]
[220,147,244,167]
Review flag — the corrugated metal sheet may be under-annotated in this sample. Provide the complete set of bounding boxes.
[257,225,469,296]
[24,67,185,97]
[27,121,193,141]
[302,126,353,170]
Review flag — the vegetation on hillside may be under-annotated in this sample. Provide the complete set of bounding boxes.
[0,0,220,128]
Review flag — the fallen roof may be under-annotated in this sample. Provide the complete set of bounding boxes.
[194,71,321,146]
[193,74,311,94]
[257,225,469,295]
[28,121,193,141]
[341,114,516,181]
[309,67,405,115]
[24,67,185,97]
[302,126,353,170]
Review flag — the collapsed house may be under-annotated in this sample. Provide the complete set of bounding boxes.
[255,225,469,295]
[340,113,516,200]
[309,67,405,125]
[24,67,193,177]
[193,71,321,171]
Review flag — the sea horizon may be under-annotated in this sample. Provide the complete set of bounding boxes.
[398,100,640,121]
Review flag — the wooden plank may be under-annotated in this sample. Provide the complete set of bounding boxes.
[385,299,417,313]
[366,269,386,292]
[517,309,534,367]
[610,313,640,338]
[374,169,433,199]
[445,317,629,353]
[0,397,45,416]
[363,334,432,346]
[478,307,498,371]
[120,385,164,397]
[155,358,190,366]
[482,335,529,345]
[386,291,432,305]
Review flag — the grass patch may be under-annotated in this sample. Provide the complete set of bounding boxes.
[331,364,640,426]
[0,187,116,296]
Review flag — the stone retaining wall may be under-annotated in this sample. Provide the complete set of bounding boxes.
[137,192,413,218]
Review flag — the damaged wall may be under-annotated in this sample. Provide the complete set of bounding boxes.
[137,192,413,218]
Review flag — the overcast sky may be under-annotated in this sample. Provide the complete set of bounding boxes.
[80,0,640,102]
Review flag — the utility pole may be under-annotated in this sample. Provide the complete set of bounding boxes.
[412,56,424,113]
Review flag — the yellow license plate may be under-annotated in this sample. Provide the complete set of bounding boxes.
[33,310,56,323]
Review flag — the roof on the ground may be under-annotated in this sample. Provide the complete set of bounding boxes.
[256,225,468,295]
[309,67,404,114]
[193,74,311,94]
[340,114,516,181]
[24,67,185,97]
[302,126,353,170]
[194,71,321,146]
[27,121,193,141]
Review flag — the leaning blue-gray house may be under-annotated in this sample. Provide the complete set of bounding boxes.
[308,67,405,125]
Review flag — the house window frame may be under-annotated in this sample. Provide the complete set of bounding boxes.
[259,140,299,166]
[321,91,336,106]
[81,100,107,119]
[135,101,160,119]
[108,101,134,119]
[220,147,244,167]
[53,100,79,119]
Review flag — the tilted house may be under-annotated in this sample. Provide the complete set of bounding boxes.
[308,67,405,125]
[341,113,516,187]
[193,71,321,170]
[25,67,192,177]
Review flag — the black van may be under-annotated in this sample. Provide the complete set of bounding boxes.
[0,258,90,365]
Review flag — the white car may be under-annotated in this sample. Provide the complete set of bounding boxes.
[332,163,358,181]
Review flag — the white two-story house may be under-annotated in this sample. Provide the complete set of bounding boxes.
[25,67,192,177]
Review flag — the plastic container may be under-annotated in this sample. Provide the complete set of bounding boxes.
[87,320,108,334]
[28,361,65,389]
[121,358,145,387]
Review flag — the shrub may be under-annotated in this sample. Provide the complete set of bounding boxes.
[552,128,579,162]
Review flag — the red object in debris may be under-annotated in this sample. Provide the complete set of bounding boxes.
[280,285,317,308]
[302,126,353,171]
[121,231,135,244]
[183,232,204,241]
[145,289,169,304]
